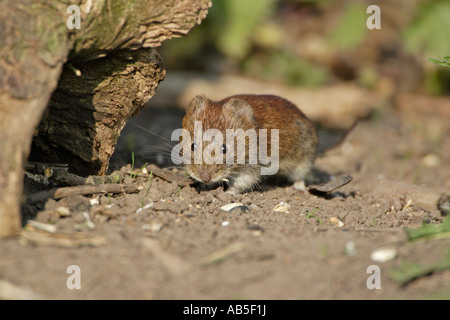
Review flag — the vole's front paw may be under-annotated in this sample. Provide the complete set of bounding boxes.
[226,187,240,195]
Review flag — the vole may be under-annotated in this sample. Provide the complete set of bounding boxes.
[179,94,318,194]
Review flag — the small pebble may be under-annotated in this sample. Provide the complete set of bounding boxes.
[135,202,154,214]
[142,221,163,232]
[89,198,100,206]
[421,153,440,167]
[344,241,357,256]
[370,247,397,263]
[220,203,250,213]
[273,202,290,213]
[438,194,450,216]
[56,206,71,217]
[220,203,244,211]
[83,212,96,229]
[329,217,344,227]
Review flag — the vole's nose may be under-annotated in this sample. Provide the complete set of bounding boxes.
[200,170,211,183]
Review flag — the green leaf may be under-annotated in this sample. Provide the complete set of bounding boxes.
[390,257,450,286]
[328,2,367,49]
[212,0,276,60]
[389,261,428,285]
[393,218,450,285]
[406,217,450,242]
[404,2,450,57]
[427,57,450,67]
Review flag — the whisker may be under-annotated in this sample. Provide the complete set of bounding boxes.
[133,124,177,150]
[141,145,174,152]
[140,151,176,158]
[155,165,186,171]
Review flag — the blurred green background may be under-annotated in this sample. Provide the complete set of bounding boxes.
[160,0,450,95]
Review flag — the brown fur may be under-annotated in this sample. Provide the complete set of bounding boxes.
[181,94,318,194]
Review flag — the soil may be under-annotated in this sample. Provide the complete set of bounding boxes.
[1,98,449,300]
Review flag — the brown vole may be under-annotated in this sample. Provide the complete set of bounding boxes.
[178,94,318,194]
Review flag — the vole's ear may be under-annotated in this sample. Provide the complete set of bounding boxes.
[223,99,255,124]
[186,95,207,114]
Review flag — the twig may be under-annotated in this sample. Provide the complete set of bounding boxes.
[20,230,107,247]
[26,220,57,233]
[354,227,404,233]
[27,183,139,204]
[199,242,244,266]
[146,164,193,186]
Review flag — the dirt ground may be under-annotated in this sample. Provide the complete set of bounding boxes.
[0,94,449,300]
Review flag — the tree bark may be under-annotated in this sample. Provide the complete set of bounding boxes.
[0,0,211,237]
[30,48,166,175]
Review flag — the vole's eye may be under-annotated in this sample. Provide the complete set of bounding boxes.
[191,142,197,151]
[221,144,227,154]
